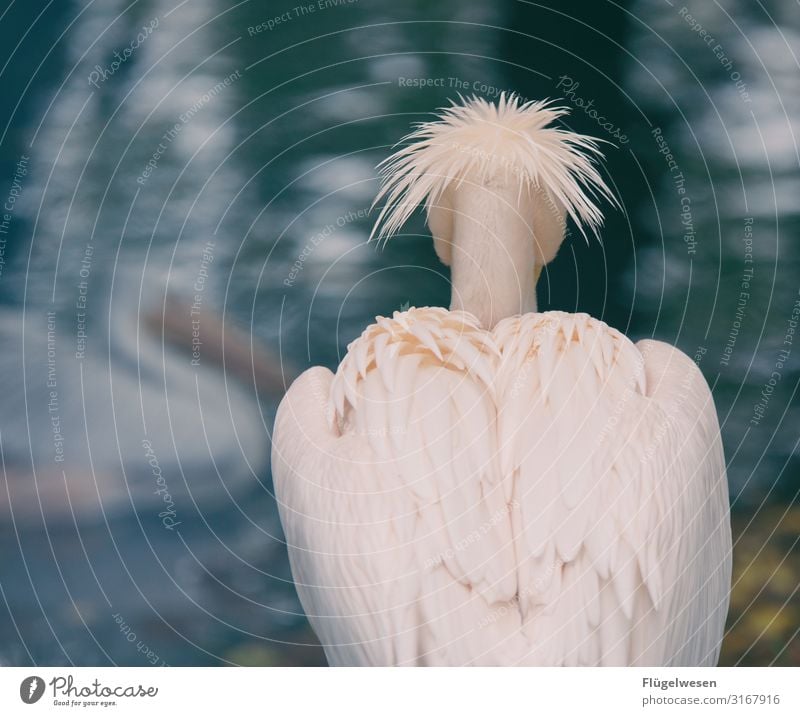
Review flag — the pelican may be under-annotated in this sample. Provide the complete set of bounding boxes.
[272,94,731,666]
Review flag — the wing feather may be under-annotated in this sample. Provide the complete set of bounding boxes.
[273,309,731,666]
[494,313,731,665]
[272,309,517,665]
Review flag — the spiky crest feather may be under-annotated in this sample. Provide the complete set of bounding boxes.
[370,93,616,243]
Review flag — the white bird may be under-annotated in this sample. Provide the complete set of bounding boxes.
[272,94,731,666]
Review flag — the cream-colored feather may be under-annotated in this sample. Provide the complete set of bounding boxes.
[272,309,731,665]
[370,93,616,243]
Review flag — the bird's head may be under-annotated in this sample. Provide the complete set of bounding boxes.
[370,93,616,327]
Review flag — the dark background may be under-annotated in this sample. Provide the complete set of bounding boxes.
[0,0,796,666]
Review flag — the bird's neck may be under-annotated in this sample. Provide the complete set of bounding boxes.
[449,182,538,329]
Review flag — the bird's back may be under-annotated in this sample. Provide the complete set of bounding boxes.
[271,308,731,665]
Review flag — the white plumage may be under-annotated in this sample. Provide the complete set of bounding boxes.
[272,94,731,666]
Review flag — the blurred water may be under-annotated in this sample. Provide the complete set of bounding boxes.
[0,0,796,665]
[624,0,800,505]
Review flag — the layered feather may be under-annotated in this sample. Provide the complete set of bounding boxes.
[272,308,731,665]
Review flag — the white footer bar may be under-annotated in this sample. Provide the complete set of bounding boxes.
[0,667,796,715]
